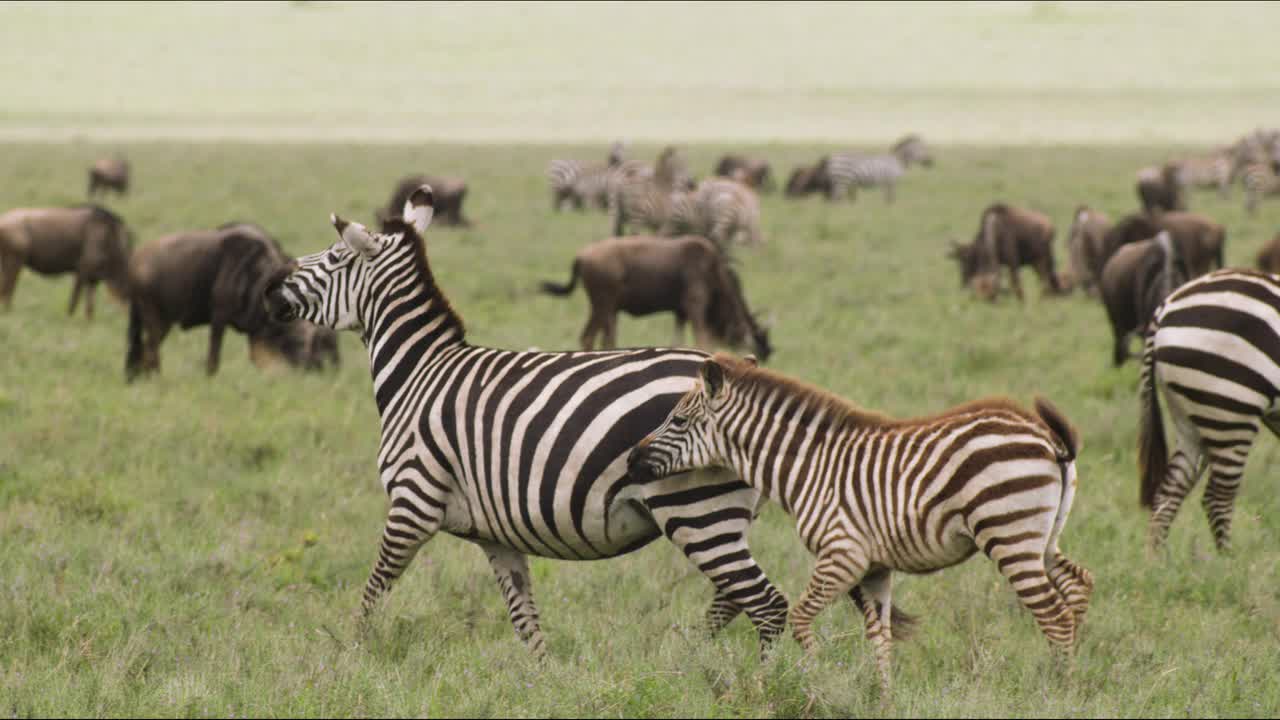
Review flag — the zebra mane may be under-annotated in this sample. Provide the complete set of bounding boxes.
[711,352,1037,433]
[379,217,466,339]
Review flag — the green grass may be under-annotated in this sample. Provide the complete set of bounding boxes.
[2,140,1280,717]
[3,2,1280,143]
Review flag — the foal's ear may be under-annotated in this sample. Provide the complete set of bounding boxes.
[402,185,435,235]
[700,358,726,399]
[332,213,378,258]
[743,354,759,367]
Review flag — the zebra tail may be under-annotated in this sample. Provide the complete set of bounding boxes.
[1033,397,1079,463]
[540,259,580,296]
[1137,333,1167,509]
[890,606,919,641]
[126,299,144,382]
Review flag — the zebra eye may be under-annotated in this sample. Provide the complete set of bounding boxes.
[670,416,688,429]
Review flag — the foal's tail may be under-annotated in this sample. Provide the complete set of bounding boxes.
[1035,397,1081,556]
[540,259,580,296]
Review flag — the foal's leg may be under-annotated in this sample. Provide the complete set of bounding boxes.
[791,548,864,652]
[850,569,895,699]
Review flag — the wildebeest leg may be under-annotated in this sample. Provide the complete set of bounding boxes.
[1112,329,1130,367]
[142,312,171,375]
[1007,265,1025,302]
[0,254,21,311]
[83,281,97,320]
[206,321,226,376]
[683,289,713,349]
[602,312,618,349]
[68,277,84,317]
[672,311,688,347]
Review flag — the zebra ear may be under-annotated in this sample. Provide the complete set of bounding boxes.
[700,358,726,399]
[332,214,379,258]
[402,185,435,235]
[743,354,759,367]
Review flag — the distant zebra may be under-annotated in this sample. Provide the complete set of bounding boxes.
[629,355,1093,697]
[1139,269,1280,553]
[1172,152,1234,198]
[547,141,630,212]
[821,134,933,204]
[262,186,790,657]
[1242,162,1280,215]
[665,178,764,248]
[608,146,694,236]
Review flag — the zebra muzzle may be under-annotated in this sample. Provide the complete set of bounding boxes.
[626,446,657,481]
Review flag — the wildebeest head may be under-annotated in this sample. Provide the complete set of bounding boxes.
[785,160,830,197]
[707,265,773,362]
[265,185,436,336]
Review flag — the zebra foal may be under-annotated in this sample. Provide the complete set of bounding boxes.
[1140,269,1280,553]
[261,187,790,658]
[628,354,1092,696]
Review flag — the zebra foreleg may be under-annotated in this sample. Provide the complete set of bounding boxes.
[479,542,547,659]
[704,590,743,636]
[790,551,863,653]
[359,497,441,618]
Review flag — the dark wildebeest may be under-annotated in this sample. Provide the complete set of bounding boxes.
[540,235,771,359]
[1153,211,1225,279]
[948,203,1064,302]
[0,204,132,318]
[1256,232,1280,274]
[88,156,130,197]
[1088,213,1161,286]
[1136,164,1185,215]
[1065,205,1112,296]
[1099,231,1187,367]
[714,154,774,193]
[784,159,831,198]
[125,222,338,381]
[378,175,470,227]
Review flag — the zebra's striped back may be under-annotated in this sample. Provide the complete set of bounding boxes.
[1140,269,1280,552]
[629,354,1091,694]
[825,152,905,197]
[667,179,763,248]
[1173,153,1232,195]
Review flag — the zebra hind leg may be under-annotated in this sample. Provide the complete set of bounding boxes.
[1149,449,1206,552]
[850,569,895,703]
[642,475,788,654]
[1047,552,1094,630]
[1200,429,1257,554]
[987,543,1076,654]
[479,542,547,659]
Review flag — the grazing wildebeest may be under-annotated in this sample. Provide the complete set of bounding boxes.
[1136,164,1185,215]
[125,222,337,381]
[713,154,774,193]
[1089,213,1160,286]
[1065,205,1112,296]
[378,175,470,227]
[540,235,771,359]
[88,156,130,197]
[1256,232,1280,274]
[948,203,1064,302]
[0,204,132,318]
[1099,231,1187,367]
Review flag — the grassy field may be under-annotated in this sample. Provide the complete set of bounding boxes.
[2,2,1280,144]
[2,140,1280,717]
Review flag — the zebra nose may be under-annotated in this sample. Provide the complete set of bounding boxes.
[626,446,651,479]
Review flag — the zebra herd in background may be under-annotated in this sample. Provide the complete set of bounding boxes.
[1159,127,1280,215]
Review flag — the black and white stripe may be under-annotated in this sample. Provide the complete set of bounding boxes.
[1173,152,1234,197]
[665,178,764,248]
[1242,162,1280,215]
[1139,269,1280,553]
[608,147,694,236]
[822,135,932,204]
[263,187,789,657]
[547,142,631,212]
[629,355,1092,696]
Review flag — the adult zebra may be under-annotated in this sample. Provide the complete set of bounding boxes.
[821,134,933,204]
[608,146,694,236]
[1242,162,1280,215]
[666,178,764,249]
[1139,268,1280,553]
[628,354,1092,698]
[547,141,630,212]
[262,186,789,657]
[1171,151,1234,198]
